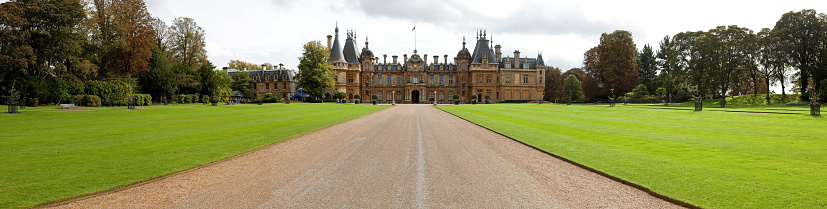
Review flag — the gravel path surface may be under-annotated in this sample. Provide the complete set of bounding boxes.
[46,104,683,208]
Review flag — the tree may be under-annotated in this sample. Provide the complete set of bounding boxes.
[0,1,36,92]
[563,74,584,102]
[228,60,263,71]
[773,9,827,101]
[632,84,649,98]
[167,17,207,71]
[90,0,155,78]
[231,71,252,99]
[297,40,334,99]
[583,30,639,98]
[543,67,564,102]
[140,46,176,102]
[638,44,658,94]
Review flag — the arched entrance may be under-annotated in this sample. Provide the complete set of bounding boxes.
[411,90,420,103]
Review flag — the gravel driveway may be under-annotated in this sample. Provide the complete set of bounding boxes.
[46,104,683,208]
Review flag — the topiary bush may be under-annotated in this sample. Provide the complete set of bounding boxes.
[202,95,210,104]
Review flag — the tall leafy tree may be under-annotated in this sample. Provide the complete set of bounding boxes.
[543,67,564,102]
[298,40,334,99]
[773,9,826,101]
[655,35,682,100]
[0,2,35,91]
[563,74,584,102]
[638,44,657,94]
[166,17,207,71]
[582,30,639,98]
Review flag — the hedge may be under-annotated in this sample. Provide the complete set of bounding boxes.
[85,80,133,106]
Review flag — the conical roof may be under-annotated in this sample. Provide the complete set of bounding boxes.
[328,26,346,63]
[343,30,360,63]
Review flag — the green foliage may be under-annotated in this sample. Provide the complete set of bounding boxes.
[177,94,186,104]
[334,91,346,100]
[484,94,491,100]
[372,94,379,100]
[470,94,478,100]
[353,94,361,100]
[632,84,649,98]
[141,46,177,102]
[638,44,658,93]
[71,95,102,107]
[298,40,334,99]
[85,80,134,106]
[231,72,252,99]
[0,103,390,208]
[564,75,584,101]
[439,104,827,209]
[201,95,210,104]
[453,94,461,100]
[655,87,667,99]
[727,94,801,105]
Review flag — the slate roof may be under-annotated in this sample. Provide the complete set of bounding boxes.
[328,27,346,63]
[343,32,360,63]
[471,36,497,64]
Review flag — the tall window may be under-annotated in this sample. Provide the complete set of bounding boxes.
[386,92,392,101]
[283,83,287,90]
[486,74,492,84]
[439,75,444,85]
[377,75,383,84]
[430,92,435,101]
[448,75,454,85]
[430,75,435,85]
[396,92,402,101]
[387,75,392,85]
[448,92,453,100]
[505,63,511,69]
[439,92,444,101]
[396,76,401,85]
[461,63,467,71]
[523,74,529,84]
[378,91,383,100]
[505,74,511,84]
[477,74,483,84]
[347,74,354,83]
[413,75,418,84]
[266,83,269,89]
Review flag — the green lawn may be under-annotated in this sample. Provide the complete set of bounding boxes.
[0,103,389,209]
[438,103,826,209]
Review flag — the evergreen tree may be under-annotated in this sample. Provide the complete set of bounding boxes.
[564,75,584,102]
[141,46,176,102]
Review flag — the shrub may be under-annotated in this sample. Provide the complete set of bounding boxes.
[372,94,378,100]
[177,94,186,104]
[83,95,102,107]
[471,95,478,100]
[85,80,133,106]
[201,95,210,104]
[453,94,461,100]
[353,94,361,100]
[27,98,39,107]
[632,84,649,98]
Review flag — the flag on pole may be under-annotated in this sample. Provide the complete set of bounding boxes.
[412,26,416,31]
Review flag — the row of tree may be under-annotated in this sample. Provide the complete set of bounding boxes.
[0,0,230,105]
[545,9,827,105]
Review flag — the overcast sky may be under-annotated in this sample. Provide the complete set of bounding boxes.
[143,0,820,73]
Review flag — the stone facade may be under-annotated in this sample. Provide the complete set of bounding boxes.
[328,25,546,103]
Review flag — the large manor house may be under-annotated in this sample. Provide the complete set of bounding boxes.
[227,24,548,103]
[328,25,546,103]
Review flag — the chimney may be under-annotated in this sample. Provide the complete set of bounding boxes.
[495,44,502,62]
[392,55,398,64]
[383,54,387,65]
[222,67,228,72]
[444,54,448,64]
[279,63,284,70]
[404,54,408,63]
[433,55,439,64]
[514,50,521,69]
[327,35,333,50]
[424,54,428,65]
[261,64,267,70]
